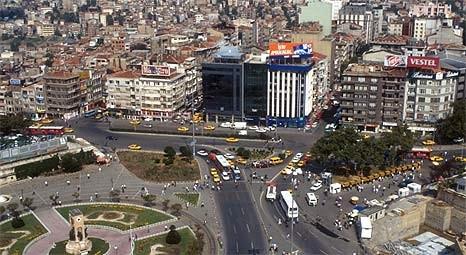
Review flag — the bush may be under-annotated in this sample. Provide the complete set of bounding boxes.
[165,227,181,244]
[164,146,176,158]
[179,146,192,158]
[11,217,25,228]
[60,153,82,173]
[163,157,174,165]
[154,158,161,164]
[15,155,60,179]
[75,149,96,165]
[236,147,251,159]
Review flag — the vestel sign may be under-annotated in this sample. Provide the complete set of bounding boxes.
[407,56,439,69]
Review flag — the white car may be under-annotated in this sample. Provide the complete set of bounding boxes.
[224,153,235,160]
[294,168,303,175]
[220,122,232,128]
[323,105,329,110]
[310,182,323,191]
[311,122,319,128]
[248,125,259,130]
[255,128,268,133]
[196,150,208,157]
[221,172,230,181]
[295,153,303,158]
[267,126,276,131]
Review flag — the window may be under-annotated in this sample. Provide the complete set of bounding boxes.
[358,77,366,82]
[370,86,377,91]
[418,97,425,103]
[420,89,426,94]
[431,98,440,103]
[418,106,425,111]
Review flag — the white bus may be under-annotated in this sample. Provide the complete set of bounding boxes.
[280,191,298,219]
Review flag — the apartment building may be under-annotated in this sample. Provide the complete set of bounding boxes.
[403,70,457,133]
[340,64,407,132]
[44,71,81,119]
[106,66,190,119]
[410,2,452,18]
[413,18,441,41]
[440,52,466,101]
[337,3,375,42]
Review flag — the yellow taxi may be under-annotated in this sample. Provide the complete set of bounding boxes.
[287,162,295,168]
[225,137,239,143]
[95,114,103,120]
[64,128,74,133]
[305,151,312,158]
[362,134,370,139]
[31,123,43,128]
[284,150,293,158]
[213,176,221,183]
[297,161,305,167]
[430,155,444,162]
[454,156,466,162]
[41,118,53,124]
[236,158,247,165]
[129,120,141,125]
[422,140,436,146]
[128,144,141,150]
[203,125,216,131]
[210,168,218,175]
[177,126,189,132]
[281,165,294,175]
[227,160,234,166]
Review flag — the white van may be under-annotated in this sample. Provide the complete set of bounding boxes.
[238,130,248,136]
[306,192,318,206]
[266,186,277,202]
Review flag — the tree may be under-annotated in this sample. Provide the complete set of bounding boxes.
[164,146,176,158]
[72,192,80,202]
[179,146,192,158]
[60,153,82,173]
[0,114,32,134]
[436,99,466,144]
[109,189,120,202]
[142,194,157,206]
[236,147,251,159]
[165,225,181,244]
[21,197,34,210]
[187,226,205,254]
[170,203,182,216]
[7,203,24,228]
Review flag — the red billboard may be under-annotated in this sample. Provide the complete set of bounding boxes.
[407,56,439,69]
[269,42,312,57]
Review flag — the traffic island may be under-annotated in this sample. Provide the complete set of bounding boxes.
[55,203,175,231]
[134,226,198,255]
[117,151,200,182]
[49,237,109,255]
[0,213,48,255]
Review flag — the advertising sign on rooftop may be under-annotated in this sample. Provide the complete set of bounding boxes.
[407,56,439,69]
[142,65,171,76]
[384,55,407,67]
[269,42,312,57]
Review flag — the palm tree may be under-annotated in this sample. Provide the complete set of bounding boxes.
[21,197,34,210]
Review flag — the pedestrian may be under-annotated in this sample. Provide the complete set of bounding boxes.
[201,202,204,207]
[87,173,90,179]
[286,234,290,239]
[98,167,102,172]
[45,181,48,186]
[164,225,168,231]
[67,180,70,185]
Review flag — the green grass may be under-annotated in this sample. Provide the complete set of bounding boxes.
[49,237,109,255]
[134,227,196,255]
[0,214,48,255]
[174,193,200,206]
[117,151,200,182]
[56,204,173,231]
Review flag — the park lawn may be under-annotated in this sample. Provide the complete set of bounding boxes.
[56,204,173,231]
[49,237,109,255]
[0,214,48,255]
[174,193,199,206]
[134,227,196,255]
[118,151,200,182]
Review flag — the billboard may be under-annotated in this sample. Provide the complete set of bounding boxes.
[409,71,458,80]
[269,42,312,57]
[9,79,22,86]
[384,55,407,67]
[142,65,171,76]
[407,56,439,69]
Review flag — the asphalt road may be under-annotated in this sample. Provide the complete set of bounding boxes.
[216,181,267,254]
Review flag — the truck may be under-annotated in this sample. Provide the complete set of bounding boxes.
[231,122,247,130]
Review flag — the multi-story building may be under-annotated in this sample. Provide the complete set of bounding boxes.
[440,52,466,101]
[106,65,190,119]
[413,18,441,41]
[403,70,457,134]
[337,3,374,42]
[44,71,81,119]
[309,52,331,112]
[340,64,407,132]
[388,17,413,37]
[410,2,452,18]
[266,43,314,128]
[243,55,268,124]
[81,69,105,112]
[202,46,245,120]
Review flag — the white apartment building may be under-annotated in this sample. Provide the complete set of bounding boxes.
[309,53,331,110]
[267,62,313,128]
[413,18,441,41]
[403,71,458,134]
[388,21,403,36]
[338,4,375,42]
[323,0,343,21]
[410,2,452,18]
[106,66,193,119]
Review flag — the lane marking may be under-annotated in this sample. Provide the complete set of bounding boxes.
[241,208,245,216]
[246,223,250,233]
[236,241,239,253]
[331,247,343,254]
[233,225,237,234]
[296,231,302,237]
[251,241,254,249]
[228,208,233,216]
[320,249,329,255]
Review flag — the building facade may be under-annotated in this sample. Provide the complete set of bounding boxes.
[44,72,81,119]
[410,2,452,18]
[243,56,268,123]
[338,4,375,42]
[340,64,407,132]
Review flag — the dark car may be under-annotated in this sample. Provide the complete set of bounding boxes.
[105,136,118,140]
[398,178,414,188]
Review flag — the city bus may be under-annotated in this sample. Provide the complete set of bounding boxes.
[280,190,298,219]
[208,153,231,173]
[27,126,65,135]
[84,109,97,118]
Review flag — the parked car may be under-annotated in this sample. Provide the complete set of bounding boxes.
[197,150,208,157]
[221,172,230,181]
[224,153,235,160]
[310,182,323,191]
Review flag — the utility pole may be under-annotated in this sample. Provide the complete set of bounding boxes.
[191,98,196,156]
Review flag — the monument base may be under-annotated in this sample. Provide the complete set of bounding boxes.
[65,239,92,255]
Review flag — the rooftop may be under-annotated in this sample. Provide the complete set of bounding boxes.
[109,71,142,79]
[344,64,407,77]
[44,71,79,80]
[215,46,244,60]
